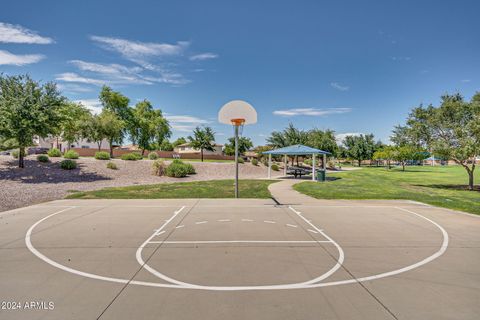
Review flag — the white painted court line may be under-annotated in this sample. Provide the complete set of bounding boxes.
[154,230,166,236]
[149,240,329,244]
[25,204,449,291]
[195,221,208,225]
[263,220,276,224]
[217,219,231,222]
[241,219,254,222]
[175,225,185,229]
[307,229,318,234]
[286,224,298,228]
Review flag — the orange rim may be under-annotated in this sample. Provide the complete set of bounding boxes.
[231,118,245,126]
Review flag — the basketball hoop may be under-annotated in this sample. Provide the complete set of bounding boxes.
[218,100,257,198]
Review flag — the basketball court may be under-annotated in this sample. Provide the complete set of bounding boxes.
[1,198,479,319]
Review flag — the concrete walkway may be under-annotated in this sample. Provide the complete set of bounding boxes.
[268,178,321,205]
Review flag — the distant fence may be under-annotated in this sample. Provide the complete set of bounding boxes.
[72,148,235,160]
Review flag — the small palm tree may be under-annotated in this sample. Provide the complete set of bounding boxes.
[188,126,216,162]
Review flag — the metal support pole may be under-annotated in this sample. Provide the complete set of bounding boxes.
[268,154,272,179]
[312,153,316,181]
[323,154,326,170]
[283,154,287,176]
[234,125,239,198]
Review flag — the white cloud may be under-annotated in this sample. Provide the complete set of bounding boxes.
[0,50,45,65]
[74,99,102,115]
[189,53,218,61]
[335,132,362,144]
[461,79,471,83]
[273,107,352,117]
[57,83,93,93]
[69,60,142,75]
[166,115,210,132]
[0,22,53,44]
[90,35,189,59]
[391,56,411,61]
[55,72,106,86]
[330,82,349,91]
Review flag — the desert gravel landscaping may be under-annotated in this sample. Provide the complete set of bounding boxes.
[0,155,281,212]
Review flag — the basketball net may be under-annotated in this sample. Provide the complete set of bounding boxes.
[231,118,245,136]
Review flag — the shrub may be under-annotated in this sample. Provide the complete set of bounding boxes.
[63,150,79,159]
[251,158,258,166]
[304,158,312,166]
[106,162,118,170]
[148,152,159,160]
[237,157,244,164]
[60,159,77,170]
[11,150,19,159]
[171,159,195,174]
[271,164,279,171]
[121,152,142,161]
[37,155,49,162]
[95,151,110,160]
[165,162,188,178]
[151,159,166,176]
[261,157,269,166]
[183,162,196,174]
[47,148,62,157]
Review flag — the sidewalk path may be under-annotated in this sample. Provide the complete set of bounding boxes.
[268,179,321,205]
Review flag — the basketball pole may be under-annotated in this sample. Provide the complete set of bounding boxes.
[234,124,239,198]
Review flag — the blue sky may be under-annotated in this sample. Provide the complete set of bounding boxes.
[1,0,479,145]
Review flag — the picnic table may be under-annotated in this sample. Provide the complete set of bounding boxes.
[286,166,312,178]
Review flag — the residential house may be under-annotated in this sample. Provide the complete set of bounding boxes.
[174,142,224,155]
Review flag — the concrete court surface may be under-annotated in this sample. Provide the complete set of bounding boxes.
[0,198,479,320]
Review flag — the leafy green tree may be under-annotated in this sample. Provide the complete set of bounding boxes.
[172,137,187,148]
[390,125,412,147]
[81,113,107,150]
[405,93,480,190]
[0,74,65,168]
[224,137,253,156]
[159,140,174,151]
[392,145,422,171]
[60,102,91,150]
[343,134,376,167]
[98,110,125,157]
[373,146,396,169]
[188,126,216,162]
[307,129,338,156]
[130,100,170,155]
[267,123,308,148]
[99,86,131,144]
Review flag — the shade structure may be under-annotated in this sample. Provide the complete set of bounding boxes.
[262,145,331,181]
[262,144,331,156]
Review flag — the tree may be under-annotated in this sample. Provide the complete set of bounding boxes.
[172,137,187,148]
[342,134,376,166]
[390,125,412,147]
[60,102,91,150]
[392,145,423,171]
[130,100,170,155]
[82,113,106,150]
[98,110,125,157]
[159,140,174,151]
[0,74,65,168]
[188,126,216,162]
[406,93,480,190]
[99,86,131,144]
[373,145,396,169]
[307,129,338,156]
[267,123,308,148]
[224,137,253,156]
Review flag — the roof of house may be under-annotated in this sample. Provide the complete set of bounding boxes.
[176,142,224,147]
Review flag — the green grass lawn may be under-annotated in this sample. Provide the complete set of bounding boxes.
[67,179,277,199]
[294,165,480,215]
